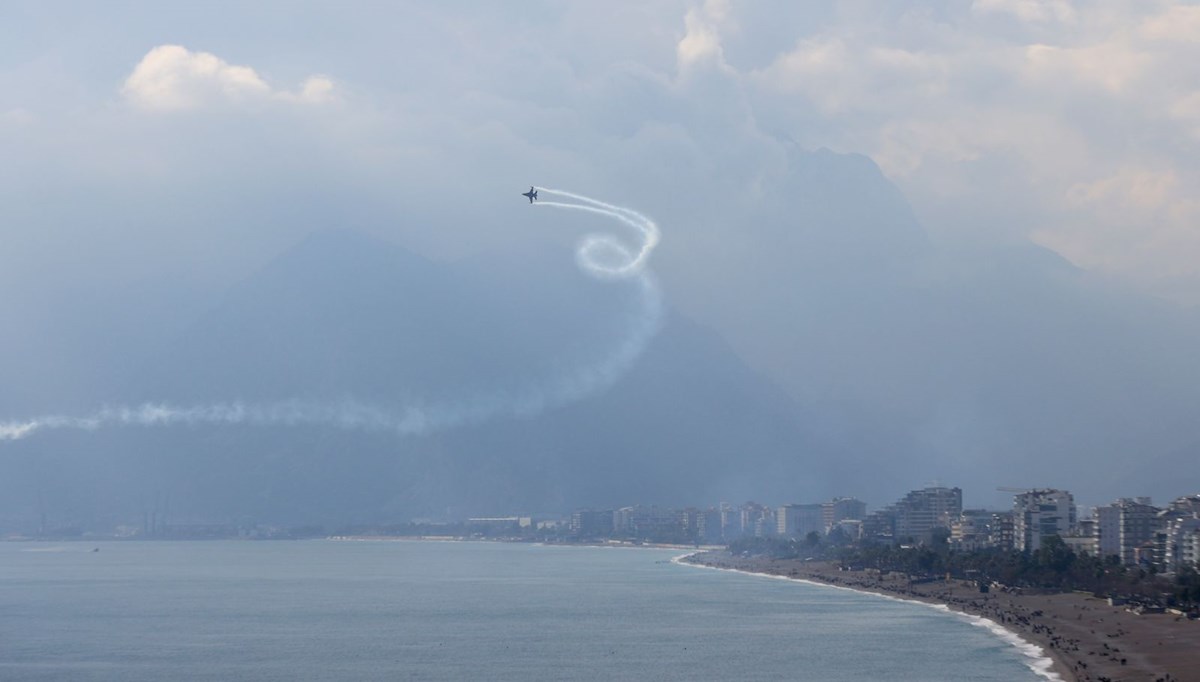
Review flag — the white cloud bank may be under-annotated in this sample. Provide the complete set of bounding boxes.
[675,1,1200,300]
[10,3,1200,301]
[121,45,334,111]
[972,0,1076,24]
[677,0,731,71]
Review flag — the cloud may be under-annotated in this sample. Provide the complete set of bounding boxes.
[8,1,1200,513]
[1066,168,1178,212]
[677,0,732,72]
[1138,4,1200,42]
[293,76,335,104]
[687,1,1200,299]
[7,1,1200,305]
[1,108,35,126]
[972,0,1076,24]
[1169,91,1200,140]
[1037,166,1200,283]
[121,45,335,111]
[1023,42,1150,94]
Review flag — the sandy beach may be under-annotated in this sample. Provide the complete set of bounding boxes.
[682,551,1197,682]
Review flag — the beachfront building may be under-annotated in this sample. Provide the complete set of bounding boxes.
[719,504,744,540]
[950,509,996,551]
[892,486,963,544]
[1182,523,1200,570]
[697,508,724,544]
[613,505,680,540]
[753,514,776,537]
[467,517,525,534]
[677,508,703,541]
[988,511,1015,551]
[738,502,775,538]
[570,509,615,537]
[858,486,961,546]
[1060,518,1098,556]
[1095,503,1121,558]
[1163,494,1200,518]
[777,503,824,538]
[1120,500,1161,566]
[730,503,779,539]
[677,507,726,543]
[829,519,863,542]
[861,509,896,544]
[1159,495,1200,573]
[822,497,867,531]
[1095,498,1161,565]
[1013,489,1076,553]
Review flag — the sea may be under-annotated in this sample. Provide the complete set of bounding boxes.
[0,540,1056,681]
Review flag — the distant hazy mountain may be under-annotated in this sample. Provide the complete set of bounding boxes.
[4,146,1200,531]
[685,144,1200,508]
[0,227,829,527]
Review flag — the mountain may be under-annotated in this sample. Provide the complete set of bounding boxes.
[5,144,1200,530]
[676,144,1200,508]
[0,228,825,527]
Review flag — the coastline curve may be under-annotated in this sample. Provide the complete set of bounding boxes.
[671,553,1066,682]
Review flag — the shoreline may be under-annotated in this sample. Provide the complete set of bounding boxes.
[325,535,721,551]
[672,551,1067,682]
[679,551,1196,682]
[5,535,721,552]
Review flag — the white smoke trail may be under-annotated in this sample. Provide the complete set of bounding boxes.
[0,189,662,442]
[533,186,660,278]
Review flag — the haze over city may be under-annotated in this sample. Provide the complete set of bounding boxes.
[8,3,1200,682]
[3,1,1200,524]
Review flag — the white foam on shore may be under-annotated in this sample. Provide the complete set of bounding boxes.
[671,554,1064,681]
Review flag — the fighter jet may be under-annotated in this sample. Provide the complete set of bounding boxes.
[521,186,538,203]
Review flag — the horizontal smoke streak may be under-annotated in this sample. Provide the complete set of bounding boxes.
[0,190,663,442]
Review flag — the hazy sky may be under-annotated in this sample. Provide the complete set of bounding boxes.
[4,1,1200,302]
[4,2,1200,515]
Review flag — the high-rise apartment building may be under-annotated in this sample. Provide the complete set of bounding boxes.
[859,486,961,545]
[1157,495,1200,572]
[777,503,824,537]
[570,509,615,536]
[1095,503,1121,558]
[1013,489,1075,552]
[892,486,962,543]
[822,497,867,531]
[1094,498,1161,565]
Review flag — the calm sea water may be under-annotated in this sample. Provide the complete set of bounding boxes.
[0,540,1050,681]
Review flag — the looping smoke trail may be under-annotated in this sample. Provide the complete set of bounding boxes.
[0,189,663,442]
[533,187,660,278]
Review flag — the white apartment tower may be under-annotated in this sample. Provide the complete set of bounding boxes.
[1013,489,1076,552]
[1095,498,1161,565]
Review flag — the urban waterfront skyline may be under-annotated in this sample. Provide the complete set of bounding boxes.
[18,478,1199,578]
